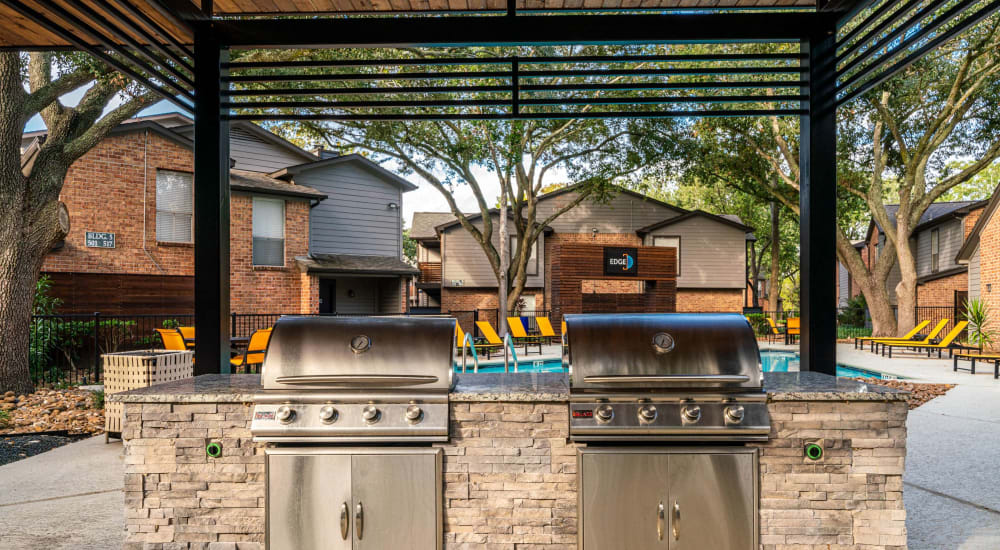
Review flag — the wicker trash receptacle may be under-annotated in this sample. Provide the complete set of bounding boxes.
[103,349,193,440]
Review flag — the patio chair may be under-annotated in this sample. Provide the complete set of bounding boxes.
[455,321,501,359]
[854,320,929,350]
[155,328,188,352]
[476,320,532,355]
[178,326,196,349]
[881,321,969,358]
[764,317,784,344]
[870,319,950,354]
[230,328,272,374]
[536,317,557,344]
[786,318,801,344]
[953,352,1000,379]
[506,317,544,355]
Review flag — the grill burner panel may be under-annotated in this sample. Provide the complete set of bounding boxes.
[565,313,770,442]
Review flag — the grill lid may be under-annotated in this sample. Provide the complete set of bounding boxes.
[565,313,763,392]
[260,316,455,392]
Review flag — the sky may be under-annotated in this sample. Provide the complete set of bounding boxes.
[24,88,538,226]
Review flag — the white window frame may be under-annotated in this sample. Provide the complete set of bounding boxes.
[653,235,681,275]
[155,169,193,243]
[930,228,940,273]
[253,196,285,267]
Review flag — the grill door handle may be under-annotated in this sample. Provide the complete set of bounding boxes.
[355,502,364,540]
[672,501,680,540]
[583,374,751,384]
[340,502,349,540]
[657,501,665,540]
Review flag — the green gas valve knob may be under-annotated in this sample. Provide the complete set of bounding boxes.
[206,442,223,458]
[804,443,823,461]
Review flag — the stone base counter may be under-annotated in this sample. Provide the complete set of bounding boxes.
[111,372,908,550]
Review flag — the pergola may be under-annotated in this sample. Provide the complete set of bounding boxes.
[2,0,997,377]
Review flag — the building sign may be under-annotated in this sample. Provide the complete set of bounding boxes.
[603,247,637,276]
[85,232,115,249]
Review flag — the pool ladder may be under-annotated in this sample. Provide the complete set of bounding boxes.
[503,333,519,373]
[460,332,479,373]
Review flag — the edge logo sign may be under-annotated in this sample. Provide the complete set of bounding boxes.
[604,247,638,276]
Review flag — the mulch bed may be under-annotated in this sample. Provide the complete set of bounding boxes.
[0,432,90,466]
[0,388,104,436]
[852,378,953,409]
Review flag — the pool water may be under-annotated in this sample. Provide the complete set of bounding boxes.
[455,351,901,379]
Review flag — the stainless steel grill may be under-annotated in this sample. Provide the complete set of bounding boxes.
[565,313,771,442]
[251,315,455,443]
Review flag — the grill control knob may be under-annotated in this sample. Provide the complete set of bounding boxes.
[405,405,423,424]
[725,405,745,424]
[681,405,702,423]
[319,406,338,424]
[362,405,380,424]
[276,406,295,424]
[638,404,657,423]
[595,405,614,424]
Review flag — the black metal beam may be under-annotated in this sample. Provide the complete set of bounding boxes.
[836,0,915,51]
[217,13,831,48]
[94,0,194,74]
[223,85,511,96]
[192,21,230,375]
[0,0,191,112]
[225,109,806,121]
[799,25,838,376]
[837,0,954,75]
[108,0,194,59]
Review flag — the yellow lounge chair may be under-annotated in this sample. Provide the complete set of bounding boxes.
[507,317,543,355]
[854,320,929,350]
[786,317,800,344]
[881,321,970,358]
[155,328,192,364]
[456,321,501,359]
[871,319,950,353]
[230,328,272,373]
[475,320,534,355]
[536,317,557,344]
[953,352,1000,379]
[178,326,196,349]
[764,317,783,344]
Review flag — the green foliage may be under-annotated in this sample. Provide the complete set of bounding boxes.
[964,298,994,348]
[161,319,181,330]
[939,159,1000,202]
[91,389,105,410]
[0,409,10,429]
[745,313,770,337]
[838,294,868,327]
[402,229,417,264]
[33,275,62,316]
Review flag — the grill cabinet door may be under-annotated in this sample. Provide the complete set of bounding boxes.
[581,453,669,549]
[351,452,439,550]
[667,452,755,550]
[267,453,353,550]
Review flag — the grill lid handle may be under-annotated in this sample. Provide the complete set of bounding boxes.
[274,375,439,386]
[582,374,751,384]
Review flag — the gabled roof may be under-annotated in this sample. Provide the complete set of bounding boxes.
[636,210,752,236]
[956,183,1000,263]
[411,212,460,241]
[270,153,418,191]
[230,170,326,200]
[296,254,419,276]
[869,200,988,238]
[172,120,317,164]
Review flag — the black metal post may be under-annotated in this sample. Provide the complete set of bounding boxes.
[799,23,838,376]
[193,21,231,375]
[93,311,101,382]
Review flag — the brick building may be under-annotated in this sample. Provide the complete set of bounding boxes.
[22,114,417,315]
[957,183,1000,347]
[411,185,753,318]
[837,200,988,312]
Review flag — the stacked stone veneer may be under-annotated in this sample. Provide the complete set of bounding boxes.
[121,399,906,550]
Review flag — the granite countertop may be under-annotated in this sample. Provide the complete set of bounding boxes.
[109,371,906,403]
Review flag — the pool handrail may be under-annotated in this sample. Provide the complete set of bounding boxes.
[461,332,480,373]
[503,333,519,373]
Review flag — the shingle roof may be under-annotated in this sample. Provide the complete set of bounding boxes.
[296,254,419,275]
[878,201,982,231]
[410,212,458,240]
[230,169,327,200]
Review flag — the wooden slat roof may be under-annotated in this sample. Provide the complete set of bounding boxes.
[0,0,818,48]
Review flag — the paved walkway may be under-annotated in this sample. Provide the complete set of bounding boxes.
[0,435,123,550]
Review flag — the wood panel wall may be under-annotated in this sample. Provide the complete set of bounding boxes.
[43,272,194,315]
[550,244,676,328]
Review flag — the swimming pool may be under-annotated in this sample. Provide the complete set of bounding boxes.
[455,351,902,379]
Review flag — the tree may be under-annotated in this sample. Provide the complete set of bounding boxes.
[230,46,678,330]
[402,228,417,264]
[684,14,1000,336]
[0,52,157,393]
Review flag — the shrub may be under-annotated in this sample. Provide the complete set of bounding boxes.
[0,409,10,429]
[965,297,994,348]
[838,294,867,327]
[745,313,770,336]
[91,390,105,410]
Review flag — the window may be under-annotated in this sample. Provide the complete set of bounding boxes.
[653,236,681,275]
[155,170,193,243]
[253,197,285,267]
[930,228,940,272]
[509,236,538,276]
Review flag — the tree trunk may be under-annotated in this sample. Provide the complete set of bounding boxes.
[0,254,39,395]
[768,202,781,313]
[498,194,509,335]
[894,225,918,335]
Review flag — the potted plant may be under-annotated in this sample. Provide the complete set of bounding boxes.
[964,298,995,350]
